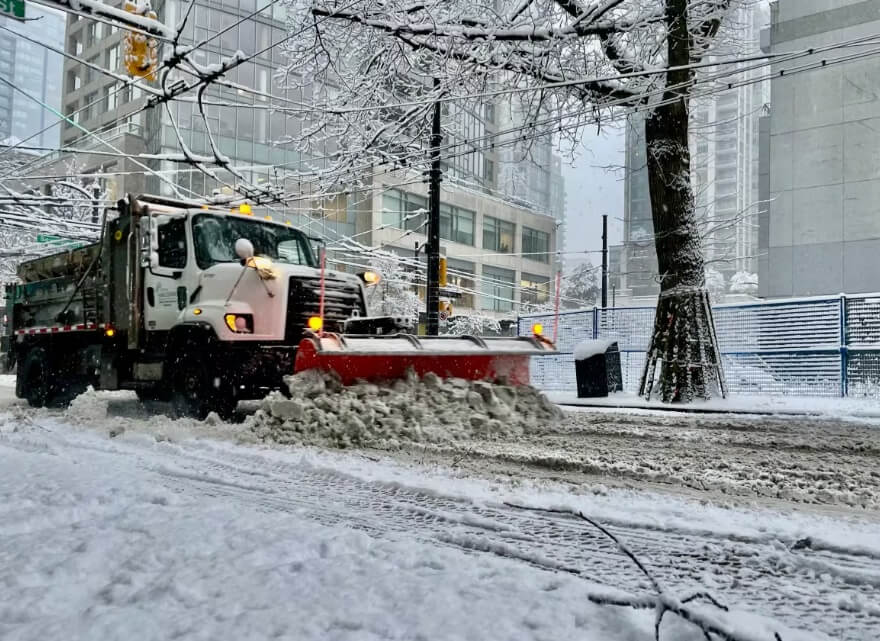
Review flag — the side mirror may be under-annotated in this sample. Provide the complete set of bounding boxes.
[235,238,255,260]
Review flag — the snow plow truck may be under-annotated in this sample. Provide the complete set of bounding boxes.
[5,195,554,418]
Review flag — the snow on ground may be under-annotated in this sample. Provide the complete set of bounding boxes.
[2,377,880,639]
[404,406,880,511]
[0,413,854,641]
[1,424,660,641]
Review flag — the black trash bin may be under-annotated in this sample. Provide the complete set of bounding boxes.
[574,340,622,398]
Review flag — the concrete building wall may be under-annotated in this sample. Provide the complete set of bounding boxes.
[61,5,147,147]
[761,0,880,297]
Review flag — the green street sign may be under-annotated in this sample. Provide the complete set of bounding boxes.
[0,0,26,21]
[36,234,83,249]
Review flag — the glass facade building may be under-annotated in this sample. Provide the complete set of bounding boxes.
[0,5,65,149]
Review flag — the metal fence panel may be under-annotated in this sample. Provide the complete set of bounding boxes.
[846,297,880,347]
[519,293,880,398]
[715,299,841,352]
[847,351,880,398]
[596,307,655,351]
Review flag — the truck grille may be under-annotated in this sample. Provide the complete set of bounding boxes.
[285,275,365,341]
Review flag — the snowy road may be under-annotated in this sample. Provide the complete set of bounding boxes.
[392,407,880,512]
[2,385,880,640]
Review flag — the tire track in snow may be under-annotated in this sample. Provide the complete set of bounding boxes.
[131,440,880,641]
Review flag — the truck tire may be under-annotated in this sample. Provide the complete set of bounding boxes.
[19,347,54,408]
[171,357,236,421]
[136,386,171,403]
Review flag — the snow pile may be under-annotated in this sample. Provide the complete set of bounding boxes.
[247,369,563,448]
[66,387,111,423]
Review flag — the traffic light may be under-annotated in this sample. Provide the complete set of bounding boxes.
[123,1,158,82]
[439,257,447,287]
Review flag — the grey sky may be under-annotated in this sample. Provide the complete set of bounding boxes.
[561,127,626,265]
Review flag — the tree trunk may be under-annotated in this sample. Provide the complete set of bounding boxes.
[638,105,726,403]
[638,0,727,402]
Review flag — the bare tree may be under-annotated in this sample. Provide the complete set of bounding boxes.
[447,312,502,337]
[367,255,422,324]
[280,0,744,401]
[0,157,108,267]
[562,262,599,309]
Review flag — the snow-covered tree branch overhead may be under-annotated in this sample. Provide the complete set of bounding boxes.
[280,0,742,402]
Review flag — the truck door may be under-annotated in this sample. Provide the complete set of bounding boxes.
[143,215,191,332]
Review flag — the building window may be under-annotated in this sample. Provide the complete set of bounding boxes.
[69,35,83,56]
[402,192,427,231]
[521,273,550,306]
[483,158,494,183]
[522,227,550,263]
[106,45,119,71]
[82,91,98,121]
[105,84,118,111]
[439,203,475,246]
[482,216,514,254]
[83,55,100,85]
[484,102,495,123]
[381,188,428,230]
[481,265,515,312]
[447,258,475,310]
[67,101,79,126]
[67,70,81,92]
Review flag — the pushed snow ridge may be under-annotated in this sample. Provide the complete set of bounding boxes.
[247,369,563,448]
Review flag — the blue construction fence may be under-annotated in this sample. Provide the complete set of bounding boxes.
[518,293,880,398]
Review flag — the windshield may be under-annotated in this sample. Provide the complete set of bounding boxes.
[192,214,316,269]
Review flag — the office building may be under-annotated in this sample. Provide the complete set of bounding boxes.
[0,4,65,149]
[621,3,768,300]
[759,0,880,297]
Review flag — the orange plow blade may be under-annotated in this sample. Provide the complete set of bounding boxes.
[294,332,555,386]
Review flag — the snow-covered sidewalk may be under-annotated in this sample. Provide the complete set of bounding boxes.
[2,405,879,640]
[548,391,880,420]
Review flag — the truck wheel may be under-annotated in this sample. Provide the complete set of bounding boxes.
[171,359,236,421]
[20,347,53,408]
[136,387,171,403]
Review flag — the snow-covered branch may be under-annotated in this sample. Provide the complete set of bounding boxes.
[506,503,788,641]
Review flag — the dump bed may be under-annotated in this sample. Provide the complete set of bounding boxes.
[17,243,101,283]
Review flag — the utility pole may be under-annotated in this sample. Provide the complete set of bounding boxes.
[601,214,608,308]
[426,81,442,336]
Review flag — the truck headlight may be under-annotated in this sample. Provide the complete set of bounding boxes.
[224,313,253,333]
[358,270,381,286]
